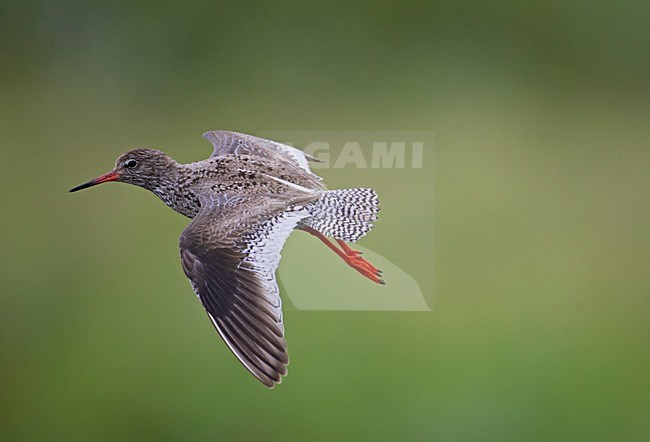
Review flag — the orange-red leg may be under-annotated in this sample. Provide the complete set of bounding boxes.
[301,227,384,284]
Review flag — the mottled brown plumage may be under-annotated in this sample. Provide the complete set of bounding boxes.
[70,130,382,387]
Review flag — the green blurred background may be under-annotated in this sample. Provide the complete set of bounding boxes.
[1,1,649,440]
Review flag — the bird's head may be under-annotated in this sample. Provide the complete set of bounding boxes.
[69,148,177,193]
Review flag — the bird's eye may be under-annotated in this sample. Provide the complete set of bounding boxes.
[124,159,138,169]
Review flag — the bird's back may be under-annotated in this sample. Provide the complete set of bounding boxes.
[162,153,324,218]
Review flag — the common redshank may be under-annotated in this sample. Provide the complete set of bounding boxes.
[70,130,382,387]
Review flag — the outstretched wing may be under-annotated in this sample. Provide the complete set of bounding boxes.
[203,130,322,177]
[179,192,315,387]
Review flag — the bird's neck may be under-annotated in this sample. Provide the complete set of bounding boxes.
[148,163,201,218]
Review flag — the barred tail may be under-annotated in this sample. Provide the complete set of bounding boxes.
[303,188,380,242]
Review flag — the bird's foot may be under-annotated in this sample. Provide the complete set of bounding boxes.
[336,240,384,284]
[344,254,385,284]
[301,226,385,285]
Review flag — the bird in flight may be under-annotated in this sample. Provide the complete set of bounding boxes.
[70,130,382,387]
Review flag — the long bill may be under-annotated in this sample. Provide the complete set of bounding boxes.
[69,171,120,193]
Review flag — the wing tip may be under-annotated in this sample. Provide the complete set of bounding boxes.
[261,368,288,389]
[202,130,220,142]
[207,312,290,389]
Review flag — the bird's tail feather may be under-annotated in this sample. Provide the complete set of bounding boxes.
[303,188,379,242]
